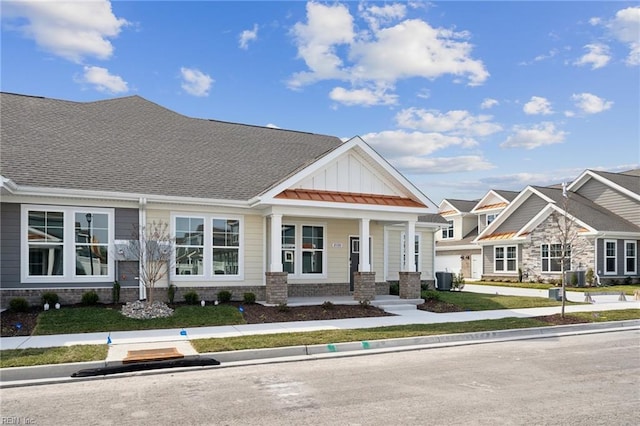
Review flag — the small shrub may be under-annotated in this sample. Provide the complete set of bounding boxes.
[547,278,558,286]
[217,290,232,303]
[518,268,523,283]
[41,292,59,306]
[586,268,594,286]
[452,272,465,291]
[610,279,619,286]
[167,284,177,304]
[321,300,335,310]
[183,291,199,305]
[243,292,256,304]
[276,303,290,312]
[389,283,399,296]
[623,276,632,285]
[81,291,100,305]
[570,272,579,287]
[112,281,121,304]
[9,297,29,313]
[422,290,441,302]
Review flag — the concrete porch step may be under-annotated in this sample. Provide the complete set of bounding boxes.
[378,304,420,312]
[371,298,424,307]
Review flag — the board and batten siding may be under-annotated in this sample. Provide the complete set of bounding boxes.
[296,151,398,196]
[577,179,640,227]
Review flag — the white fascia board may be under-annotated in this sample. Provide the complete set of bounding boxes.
[471,190,512,214]
[255,136,438,211]
[568,170,640,202]
[2,183,251,209]
[0,175,18,193]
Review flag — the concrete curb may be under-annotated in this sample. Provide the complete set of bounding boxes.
[2,320,638,388]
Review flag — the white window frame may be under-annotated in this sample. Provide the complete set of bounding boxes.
[442,220,454,239]
[171,213,244,281]
[624,240,636,275]
[494,245,517,273]
[604,239,617,275]
[486,213,497,226]
[21,205,115,284]
[282,222,327,279]
[541,243,571,273]
[401,232,422,272]
[174,216,205,277]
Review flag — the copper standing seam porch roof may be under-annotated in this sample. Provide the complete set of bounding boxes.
[474,202,508,211]
[276,189,426,207]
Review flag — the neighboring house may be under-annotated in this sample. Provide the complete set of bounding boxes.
[0,92,444,306]
[474,169,640,285]
[435,190,519,279]
[434,199,480,279]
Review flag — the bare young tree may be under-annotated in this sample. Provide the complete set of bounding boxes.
[549,183,582,318]
[127,220,175,304]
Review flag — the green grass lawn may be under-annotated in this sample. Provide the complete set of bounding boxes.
[423,290,576,310]
[34,304,245,335]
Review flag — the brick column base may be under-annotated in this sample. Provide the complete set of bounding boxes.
[399,271,421,299]
[353,272,376,302]
[265,272,288,305]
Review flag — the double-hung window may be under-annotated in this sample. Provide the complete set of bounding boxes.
[442,221,454,239]
[495,245,517,272]
[22,205,114,283]
[541,243,571,273]
[604,240,617,275]
[173,214,243,280]
[401,232,421,272]
[624,241,636,275]
[281,223,326,276]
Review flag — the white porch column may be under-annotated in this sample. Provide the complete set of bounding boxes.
[359,218,371,272]
[269,214,283,272]
[404,220,416,272]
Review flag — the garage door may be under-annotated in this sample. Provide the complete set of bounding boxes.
[435,254,461,274]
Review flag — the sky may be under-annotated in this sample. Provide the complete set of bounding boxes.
[2,1,639,205]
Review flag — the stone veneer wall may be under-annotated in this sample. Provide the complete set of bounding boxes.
[521,215,594,283]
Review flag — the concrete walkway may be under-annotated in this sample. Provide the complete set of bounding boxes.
[1,285,637,351]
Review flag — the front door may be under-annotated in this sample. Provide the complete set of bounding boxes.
[349,236,372,291]
[349,237,360,291]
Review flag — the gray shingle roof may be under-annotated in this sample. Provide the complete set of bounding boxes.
[444,199,479,213]
[493,189,519,202]
[1,93,343,201]
[590,169,640,195]
[532,186,640,233]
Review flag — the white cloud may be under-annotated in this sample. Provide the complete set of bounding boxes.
[395,108,502,137]
[329,86,397,106]
[608,7,640,66]
[501,122,567,150]
[480,98,499,109]
[288,2,489,102]
[180,67,214,97]
[392,155,494,174]
[239,24,258,50]
[266,123,281,129]
[523,96,553,115]
[349,19,489,86]
[2,0,128,63]
[77,65,128,93]
[573,43,611,69]
[288,2,354,88]
[362,130,475,157]
[573,43,611,70]
[571,93,613,114]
